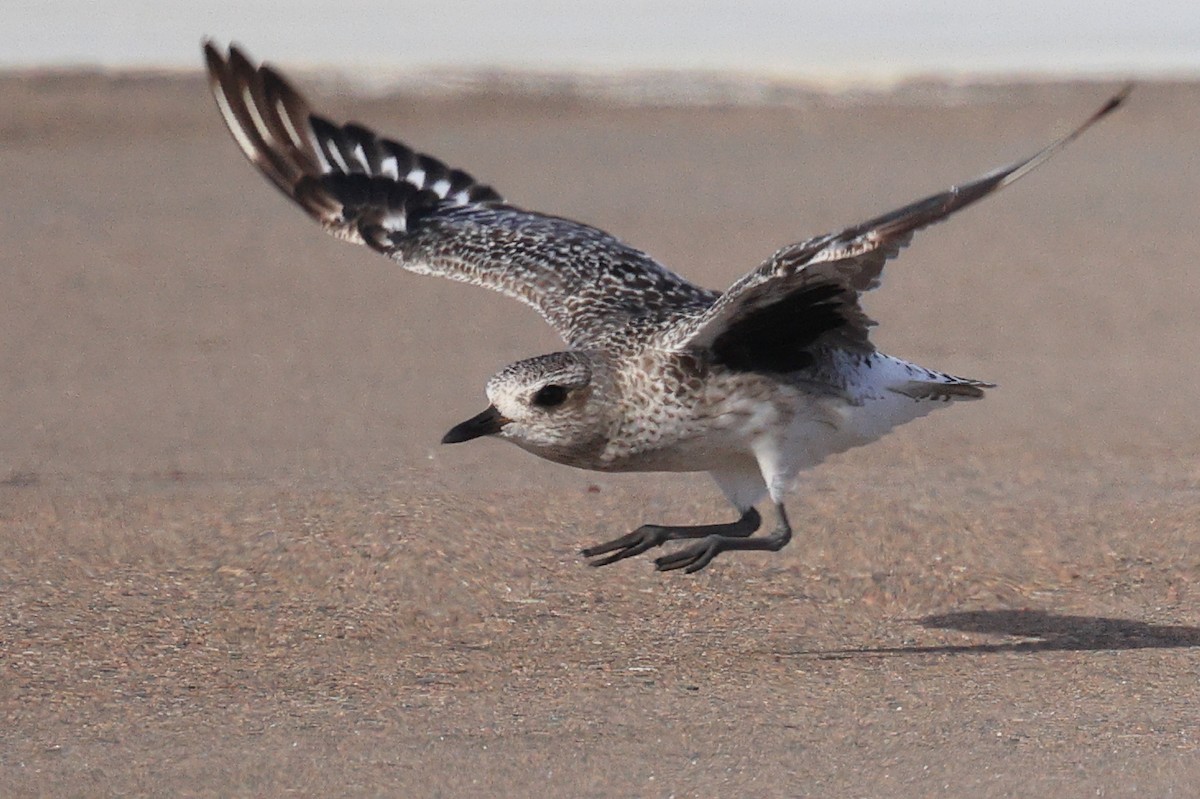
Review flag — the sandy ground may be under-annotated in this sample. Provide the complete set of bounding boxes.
[2,71,1199,796]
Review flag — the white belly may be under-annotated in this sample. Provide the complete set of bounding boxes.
[753,351,988,498]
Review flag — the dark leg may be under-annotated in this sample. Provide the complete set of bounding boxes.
[655,504,792,574]
[582,508,761,567]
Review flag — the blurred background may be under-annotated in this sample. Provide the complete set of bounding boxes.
[6,0,1200,83]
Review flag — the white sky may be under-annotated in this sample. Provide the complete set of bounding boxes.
[6,1,1199,81]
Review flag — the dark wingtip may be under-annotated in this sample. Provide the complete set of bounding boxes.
[1098,82,1134,118]
[200,39,241,65]
[201,39,222,76]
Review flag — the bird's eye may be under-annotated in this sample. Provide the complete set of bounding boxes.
[532,384,569,408]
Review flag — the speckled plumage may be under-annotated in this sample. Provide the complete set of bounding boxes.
[205,42,1127,572]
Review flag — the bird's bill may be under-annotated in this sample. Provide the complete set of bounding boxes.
[441,405,509,444]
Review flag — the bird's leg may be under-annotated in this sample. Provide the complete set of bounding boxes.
[582,508,761,567]
[654,504,792,574]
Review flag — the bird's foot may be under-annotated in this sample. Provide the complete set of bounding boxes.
[655,506,792,574]
[653,535,730,573]
[581,524,673,567]
[581,508,761,568]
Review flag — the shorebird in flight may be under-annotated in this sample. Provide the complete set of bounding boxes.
[204,42,1126,572]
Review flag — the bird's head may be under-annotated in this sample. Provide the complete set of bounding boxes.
[442,351,612,465]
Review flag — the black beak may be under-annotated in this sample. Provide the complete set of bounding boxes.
[441,405,508,444]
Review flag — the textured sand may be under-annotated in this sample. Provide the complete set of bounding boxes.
[2,73,1199,796]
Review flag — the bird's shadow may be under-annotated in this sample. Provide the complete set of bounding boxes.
[792,609,1200,659]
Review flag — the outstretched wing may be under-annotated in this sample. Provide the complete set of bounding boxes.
[203,42,713,347]
[667,87,1130,371]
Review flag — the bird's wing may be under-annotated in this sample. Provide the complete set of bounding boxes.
[204,42,713,347]
[665,87,1129,371]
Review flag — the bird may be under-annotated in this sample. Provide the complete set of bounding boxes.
[203,42,1127,573]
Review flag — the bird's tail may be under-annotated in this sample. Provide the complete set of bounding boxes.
[888,373,995,402]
